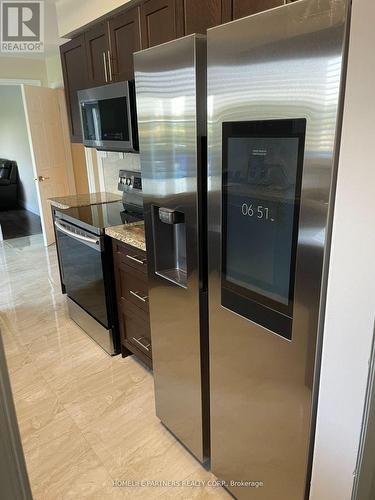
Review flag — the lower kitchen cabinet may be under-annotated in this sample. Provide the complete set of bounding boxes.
[112,239,152,369]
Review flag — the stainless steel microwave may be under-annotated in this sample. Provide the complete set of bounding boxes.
[78,81,138,152]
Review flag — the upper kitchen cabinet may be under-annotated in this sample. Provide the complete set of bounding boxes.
[85,23,111,86]
[140,0,177,49]
[230,0,284,19]
[59,0,287,142]
[176,0,225,35]
[60,35,89,143]
[109,7,142,81]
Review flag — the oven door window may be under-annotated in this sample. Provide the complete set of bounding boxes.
[221,119,306,340]
[56,230,108,328]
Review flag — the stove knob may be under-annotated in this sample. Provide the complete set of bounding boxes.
[126,178,132,186]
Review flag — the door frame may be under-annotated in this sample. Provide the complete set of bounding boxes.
[0,325,33,500]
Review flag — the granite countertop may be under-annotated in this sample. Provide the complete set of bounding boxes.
[48,192,122,210]
[105,222,146,252]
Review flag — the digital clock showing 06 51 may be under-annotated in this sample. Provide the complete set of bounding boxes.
[241,202,275,222]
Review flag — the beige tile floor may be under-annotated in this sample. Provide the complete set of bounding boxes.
[0,234,230,500]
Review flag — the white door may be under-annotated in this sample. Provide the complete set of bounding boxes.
[22,85,76,246]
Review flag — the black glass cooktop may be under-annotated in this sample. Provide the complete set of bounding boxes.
[56,201,143,235]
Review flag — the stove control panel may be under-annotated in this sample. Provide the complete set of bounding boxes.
[118,169,142,192]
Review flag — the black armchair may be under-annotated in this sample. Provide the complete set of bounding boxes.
[0,159,18,210]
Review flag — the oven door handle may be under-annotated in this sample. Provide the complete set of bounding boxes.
[54,220,102,251]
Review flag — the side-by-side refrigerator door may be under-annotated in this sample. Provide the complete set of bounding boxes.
[207,0,349,499]
[134,34,209,463]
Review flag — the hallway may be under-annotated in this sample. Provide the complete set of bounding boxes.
[0,235,227,500]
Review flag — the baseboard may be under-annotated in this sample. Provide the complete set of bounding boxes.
[17,199,40,216]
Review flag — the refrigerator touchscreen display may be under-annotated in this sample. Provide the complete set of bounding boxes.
[221,119,306,338]
[226,136,299,305]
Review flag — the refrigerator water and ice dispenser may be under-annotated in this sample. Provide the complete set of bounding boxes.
[153,207,187,288]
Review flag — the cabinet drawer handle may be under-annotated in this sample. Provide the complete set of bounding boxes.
[129,290,148,303]
[132,336,150,352]
[126,254,146,265]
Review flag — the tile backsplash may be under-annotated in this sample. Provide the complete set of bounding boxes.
[99,151,141,194]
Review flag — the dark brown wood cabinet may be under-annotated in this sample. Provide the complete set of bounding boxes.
[109,7,142,81]
[140,0,177,49]
[230,0,284,20]
[60,35,88,143]
[176,0,224,36]
[112,239,152,368]
[60,0,285,142]
[85,23,110,86]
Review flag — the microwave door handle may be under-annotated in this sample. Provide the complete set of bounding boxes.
[93,107,101,141]
[103,52,108,83]
[54,220,101,250]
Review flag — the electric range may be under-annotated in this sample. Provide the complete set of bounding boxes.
[53,171,144,356]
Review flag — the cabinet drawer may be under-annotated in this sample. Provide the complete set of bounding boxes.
[118,303,152,358]
[118,263,149,313]
[114,241,147,274]
[123,338,152,369]
[122,296,149,324]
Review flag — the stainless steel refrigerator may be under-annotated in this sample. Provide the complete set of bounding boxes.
[207,0,350,498]
[134,34,209,463]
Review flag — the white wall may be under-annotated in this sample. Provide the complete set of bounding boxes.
[310,0,375,498]
[45,51,64,88]
[0,86,39,215]
[55,0,132,36]
[0,57,47,86]
[0,1,65,88]
[44,0,65,88]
